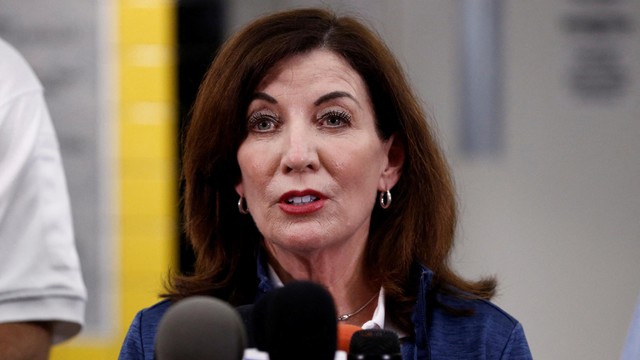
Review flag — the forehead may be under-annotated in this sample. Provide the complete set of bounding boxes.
[255,49,369,100]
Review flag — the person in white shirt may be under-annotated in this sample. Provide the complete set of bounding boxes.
[0,37,87,359]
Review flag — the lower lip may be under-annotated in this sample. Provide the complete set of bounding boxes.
[278,199,325,215]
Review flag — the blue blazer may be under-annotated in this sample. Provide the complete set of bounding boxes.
[118,265,532,359]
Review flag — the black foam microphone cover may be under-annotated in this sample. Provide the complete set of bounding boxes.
[155,296,247,360]
[253,281,338,360]
[348,329,402,360]
[235,304,257,348]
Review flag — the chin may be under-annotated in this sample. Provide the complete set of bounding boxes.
[270,233,334,254]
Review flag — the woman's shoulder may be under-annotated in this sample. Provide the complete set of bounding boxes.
[138,299,173,323]
[128,299,173,334]
[429,293,532,358]
[417,267,523,336]
[118,300,172,360]
[436,292,519,329]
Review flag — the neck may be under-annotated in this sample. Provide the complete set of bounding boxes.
[266,242,379,326]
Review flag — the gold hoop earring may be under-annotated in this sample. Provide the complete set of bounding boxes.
[238,196,249,214]
[379,189,392,209]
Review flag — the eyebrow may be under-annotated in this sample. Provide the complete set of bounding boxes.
[252,92,278,103]
[313,91,359,107]
[251,91,360,107]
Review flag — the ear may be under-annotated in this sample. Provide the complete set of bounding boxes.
[378,134,404,191]
[235,182,244,197]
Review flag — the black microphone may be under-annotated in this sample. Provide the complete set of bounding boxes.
[235,304,257,348]
[348,329,402,360]
[155,296,247,360]
[253,281,338,360]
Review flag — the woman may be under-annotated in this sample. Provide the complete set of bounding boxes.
[120,8,532,359]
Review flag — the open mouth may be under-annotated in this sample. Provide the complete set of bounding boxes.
[279,190,325,214]
[286,195,318,205]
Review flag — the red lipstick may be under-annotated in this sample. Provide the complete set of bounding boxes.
[278,190,326,215]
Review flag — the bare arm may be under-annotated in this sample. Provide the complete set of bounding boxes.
[0,322,53,360]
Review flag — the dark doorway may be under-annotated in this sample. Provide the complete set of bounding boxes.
[176,0,226,274]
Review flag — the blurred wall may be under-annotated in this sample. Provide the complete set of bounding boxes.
[230,1,640,359]
[2,0,177,358]
[453,2,640,359]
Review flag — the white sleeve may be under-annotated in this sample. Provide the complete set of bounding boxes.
[0,38,87,344]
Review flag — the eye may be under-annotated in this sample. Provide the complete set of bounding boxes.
[319,109,351,128]
[247,111,279,132]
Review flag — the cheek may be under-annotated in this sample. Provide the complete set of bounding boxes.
[236,146,255,190]
[333,147,384,189]
[237,144,275,189]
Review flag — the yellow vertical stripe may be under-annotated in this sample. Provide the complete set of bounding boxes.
[51,0,176,358]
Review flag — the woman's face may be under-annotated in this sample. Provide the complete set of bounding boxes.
[235,49,401,255]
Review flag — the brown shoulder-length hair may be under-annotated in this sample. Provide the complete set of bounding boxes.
[167,7,496,334]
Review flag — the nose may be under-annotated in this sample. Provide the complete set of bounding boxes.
[280,121,319,173]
